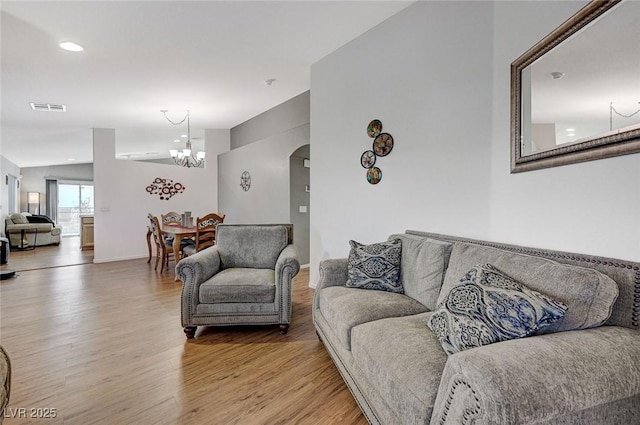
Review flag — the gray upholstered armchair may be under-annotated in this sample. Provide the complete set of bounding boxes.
[176,224,300,339]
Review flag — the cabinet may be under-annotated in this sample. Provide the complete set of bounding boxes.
[80,215,94,251]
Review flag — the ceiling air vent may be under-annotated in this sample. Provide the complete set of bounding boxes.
[29,102,66,112]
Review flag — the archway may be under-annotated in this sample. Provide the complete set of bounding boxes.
[289,144,310,265]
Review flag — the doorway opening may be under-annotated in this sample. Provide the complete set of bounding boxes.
[58,183,94,236]
[289,144,310,266]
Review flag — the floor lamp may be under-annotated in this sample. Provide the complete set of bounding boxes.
[27,192,40,214]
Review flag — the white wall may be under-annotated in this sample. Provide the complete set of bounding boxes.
[310,1,494,284]
[488,0,640,261]
[230,91,310,150]
[218,124,310,224]
[92,128,229,263]
[0,155,20,235]
[309,0,640,286]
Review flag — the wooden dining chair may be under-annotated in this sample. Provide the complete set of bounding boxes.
[146,213,155,263]
[150,215,188,272]
[161,211,182,226]
[182,213,225,257]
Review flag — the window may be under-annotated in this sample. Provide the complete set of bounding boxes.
[58,183,94,235]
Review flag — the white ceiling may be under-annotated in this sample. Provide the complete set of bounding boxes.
[1,0,413,167]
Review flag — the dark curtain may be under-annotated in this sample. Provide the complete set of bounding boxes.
[45,179,58,223]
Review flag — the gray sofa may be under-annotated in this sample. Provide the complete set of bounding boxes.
[313,230,640,425]
[4,213,61,247]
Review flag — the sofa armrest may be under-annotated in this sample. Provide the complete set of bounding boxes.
[430,326,640,425]
[313,258,348,314]
[275,244,300,323]
[316,258,348,291]
[177,247,221,326]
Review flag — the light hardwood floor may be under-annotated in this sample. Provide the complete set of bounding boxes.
[0,255,367,424]
[0,236,93,272]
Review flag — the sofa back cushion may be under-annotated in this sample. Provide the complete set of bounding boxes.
[439,242,619,334]
[9,213,28,224]
[216,224,288,269]
[388,234,453,310]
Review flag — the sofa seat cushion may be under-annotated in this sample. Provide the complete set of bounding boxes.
[439,242,619,334]
[317,286,429,350]
[199,268,275,304]
[351,313,448,425]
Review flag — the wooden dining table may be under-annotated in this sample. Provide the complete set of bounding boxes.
[160,223,196,280]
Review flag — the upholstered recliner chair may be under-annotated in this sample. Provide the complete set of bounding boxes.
[176,224,300,339]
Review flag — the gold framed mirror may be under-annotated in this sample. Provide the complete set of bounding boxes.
[511,0,640,173]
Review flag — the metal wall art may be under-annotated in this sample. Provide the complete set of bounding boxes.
[146,177,185,200]
[240,171,251,191]
[361,119,395,184]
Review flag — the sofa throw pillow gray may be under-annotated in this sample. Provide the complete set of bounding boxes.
[346,239,402,293]
[428,263,567,355]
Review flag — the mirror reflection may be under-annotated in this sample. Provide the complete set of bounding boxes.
[512,0,640,172]
[522,0,640,156]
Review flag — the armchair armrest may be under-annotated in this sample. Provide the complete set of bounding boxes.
[275,244,300,323]
[275,244,300,284]
[430,326,640,425]
[177,246,221,327]
[176,246,221,284]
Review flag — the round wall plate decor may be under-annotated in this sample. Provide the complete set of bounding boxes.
[367,119,383,138]
[366,166,382,184]
[360,150,376,168]
[373,133,394,157]
[240,171,251,191]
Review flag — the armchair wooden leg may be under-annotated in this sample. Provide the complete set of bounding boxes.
[279,324,290,335]
[184,326,197,339]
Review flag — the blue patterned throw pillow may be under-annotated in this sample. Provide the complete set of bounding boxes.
[346,239,402,293]
[428,263,567,355]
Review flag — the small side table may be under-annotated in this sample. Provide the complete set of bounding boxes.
[9,228,38,251]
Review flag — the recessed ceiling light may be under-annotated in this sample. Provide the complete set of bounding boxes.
[265,78,276,86]
[566,128,575,132]
[550,71,565,80]
[59,42,84,52]
[174,139,181,143]
[67,158,76,161]
[181,134,187,138]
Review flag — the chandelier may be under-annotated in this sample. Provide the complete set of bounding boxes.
[163,109,205,168]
